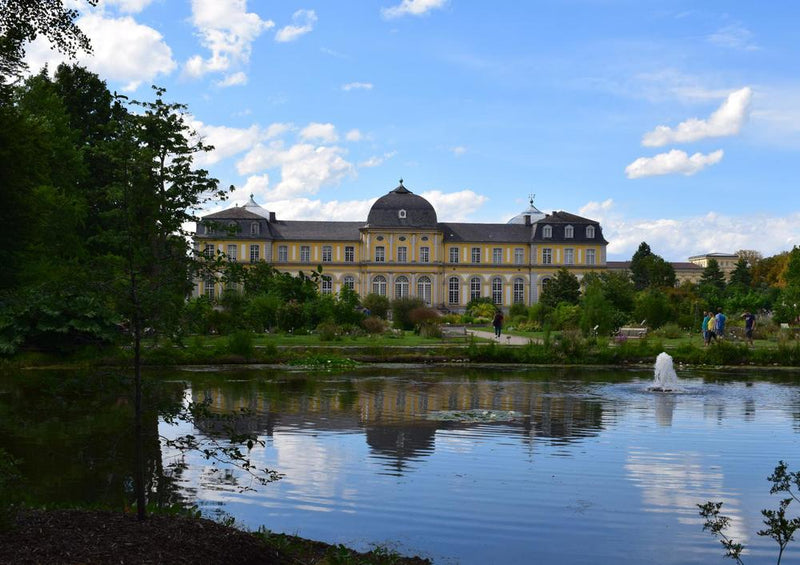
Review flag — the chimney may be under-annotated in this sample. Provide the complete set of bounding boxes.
[269,211,276,222]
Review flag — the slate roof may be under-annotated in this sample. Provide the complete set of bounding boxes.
[531,211,608,244]
[203,207,265,220]
[440,222,532,243]
[366,182,438,228]
[268,220,363,241]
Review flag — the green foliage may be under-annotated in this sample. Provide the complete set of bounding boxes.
[391,297,426,330]
[540,268,581,309]
[466,297,494,317]
[548,303,581,330]
[362,316,387,334]
[630,242,676,290]
[508,303,529,319]
[633,289,673,329]
[362,293,390,319]
[699,461,800,565]
[0,448,21,530]
[226,331,254,357]
[316,321,342,342]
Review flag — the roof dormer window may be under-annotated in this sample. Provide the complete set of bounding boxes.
[250,222,260,235]
[398,209,407,219]
[542,225,552,239]
[565,225,574,239]
[586,225,595,239]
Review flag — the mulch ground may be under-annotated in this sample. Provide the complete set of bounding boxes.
[0,509,431,565]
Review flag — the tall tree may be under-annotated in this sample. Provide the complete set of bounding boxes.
[728,257,752,290]
[629,242,676,290]
[540,267,581,308]
[100,87,228,519]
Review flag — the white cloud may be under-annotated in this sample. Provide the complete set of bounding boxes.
[381,0,447,19]
[420,189,488,221]
[275,9,317,43]
[236,141,355,199]
[625,149,724,179]
[579,199,800,261]
[261,197,377,222]
[642,87,752,147]
[708,24,759,51]
[358,151,397,168]
[345,129,363,142]
[190,120,263,166]
[451,146,467,156]
[25,12,176,91]
[342,82,374,91]
[184,0,274,78]
[215,71,247,87]
[300,122,339,143]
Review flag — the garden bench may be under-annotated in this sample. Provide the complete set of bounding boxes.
[618,327,648,339]
[441,325,468,341]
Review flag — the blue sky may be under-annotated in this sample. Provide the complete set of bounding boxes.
[26,0,800,260]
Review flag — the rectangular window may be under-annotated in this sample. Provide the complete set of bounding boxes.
[345,246,355,262]
[322,245,332,262]
[204,244,215,258]
[278,245,288,262]
[471,247,481,263]
[586,249,596,265]
[513,279,525,304]
[420,246,430,263]
[397,246,407,263]
[470,278,481,301]
[565,248,574,265]
[514,247,524,265]
[542,248,552,265]
[300,245,310,263]
[249,244,260,263]
[448,278,460,305]
[226,244,237,262]
[375,246,385,262]
[449,247,459,263]
[493,248,502,264]
[204,277,215,299]
[343,276,355,290]
[492,278,503,305]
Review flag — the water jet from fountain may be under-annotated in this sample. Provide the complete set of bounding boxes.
[650,352,680,392]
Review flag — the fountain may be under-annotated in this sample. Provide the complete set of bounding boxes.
[650,352,680,392]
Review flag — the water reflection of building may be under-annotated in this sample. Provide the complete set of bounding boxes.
[191,377,605,472]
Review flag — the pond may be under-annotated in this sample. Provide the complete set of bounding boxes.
[2,364,800,564]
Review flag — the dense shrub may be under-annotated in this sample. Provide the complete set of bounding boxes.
[362,293,390,319]
[226,330,254,357]
[316,321,342,342]
[362,316,387,334]
[391,297,426,330]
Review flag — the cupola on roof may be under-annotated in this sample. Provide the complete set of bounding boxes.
[242,194,272,219]
[366,180,438,228]
[507,194,546,224]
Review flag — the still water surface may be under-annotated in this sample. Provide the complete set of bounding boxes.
[4,365,800,564]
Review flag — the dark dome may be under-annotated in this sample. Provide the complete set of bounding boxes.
[366,181,438,228]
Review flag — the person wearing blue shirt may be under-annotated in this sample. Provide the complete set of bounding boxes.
[715,308,727,339]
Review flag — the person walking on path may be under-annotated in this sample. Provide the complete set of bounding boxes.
[702,311,711,346]
[492,310,504,338]
[715,308,727,339]
[742,310,757,346]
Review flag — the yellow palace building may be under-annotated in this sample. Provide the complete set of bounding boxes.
[194,180,608,310]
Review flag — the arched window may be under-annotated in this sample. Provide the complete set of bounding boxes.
[565,225,574,239]
[372,275,387,296]
[250,222,260,235]
[586,225,596,239]
[542,225,552,238]
[492,277,503,305]
[513,278,525,304]
[448,277,460,305]
[470,277,482,301]
[417,276,432,305]
[395,276,409,299]
[343,275,355,290]
[541,277,551,291]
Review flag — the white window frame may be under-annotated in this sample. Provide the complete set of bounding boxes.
[449,247,459,263]
[448,277,460,305]
[470,277,481,301]
[395,276,409,299]
[322,245,332,262]
[375,246,385,263]
[513,278,524,304]
[420,246,430,263]
[565,225,574,239]
[417,276,432,305]
[493,248,502,264]
[372,275,387,296]
[300,245,310,263]
[565,248,574,265]
[586,225,596,239]
[345,246,355,262]
[542,248,552,265]
[543,225,552,239]
[397,246,407,263]
[492,277,503,305]
[249,244,260,263]
[586,249,596,265]
[278,245,288,262]
[471,247,481,263]
[514,247,524,265]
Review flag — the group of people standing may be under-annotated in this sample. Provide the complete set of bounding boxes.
[702,308,756,346]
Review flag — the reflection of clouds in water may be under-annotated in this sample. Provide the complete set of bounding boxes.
[625,450,748,543]
[436,429,481,454]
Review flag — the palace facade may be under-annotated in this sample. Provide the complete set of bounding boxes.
[194,181,609,310]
